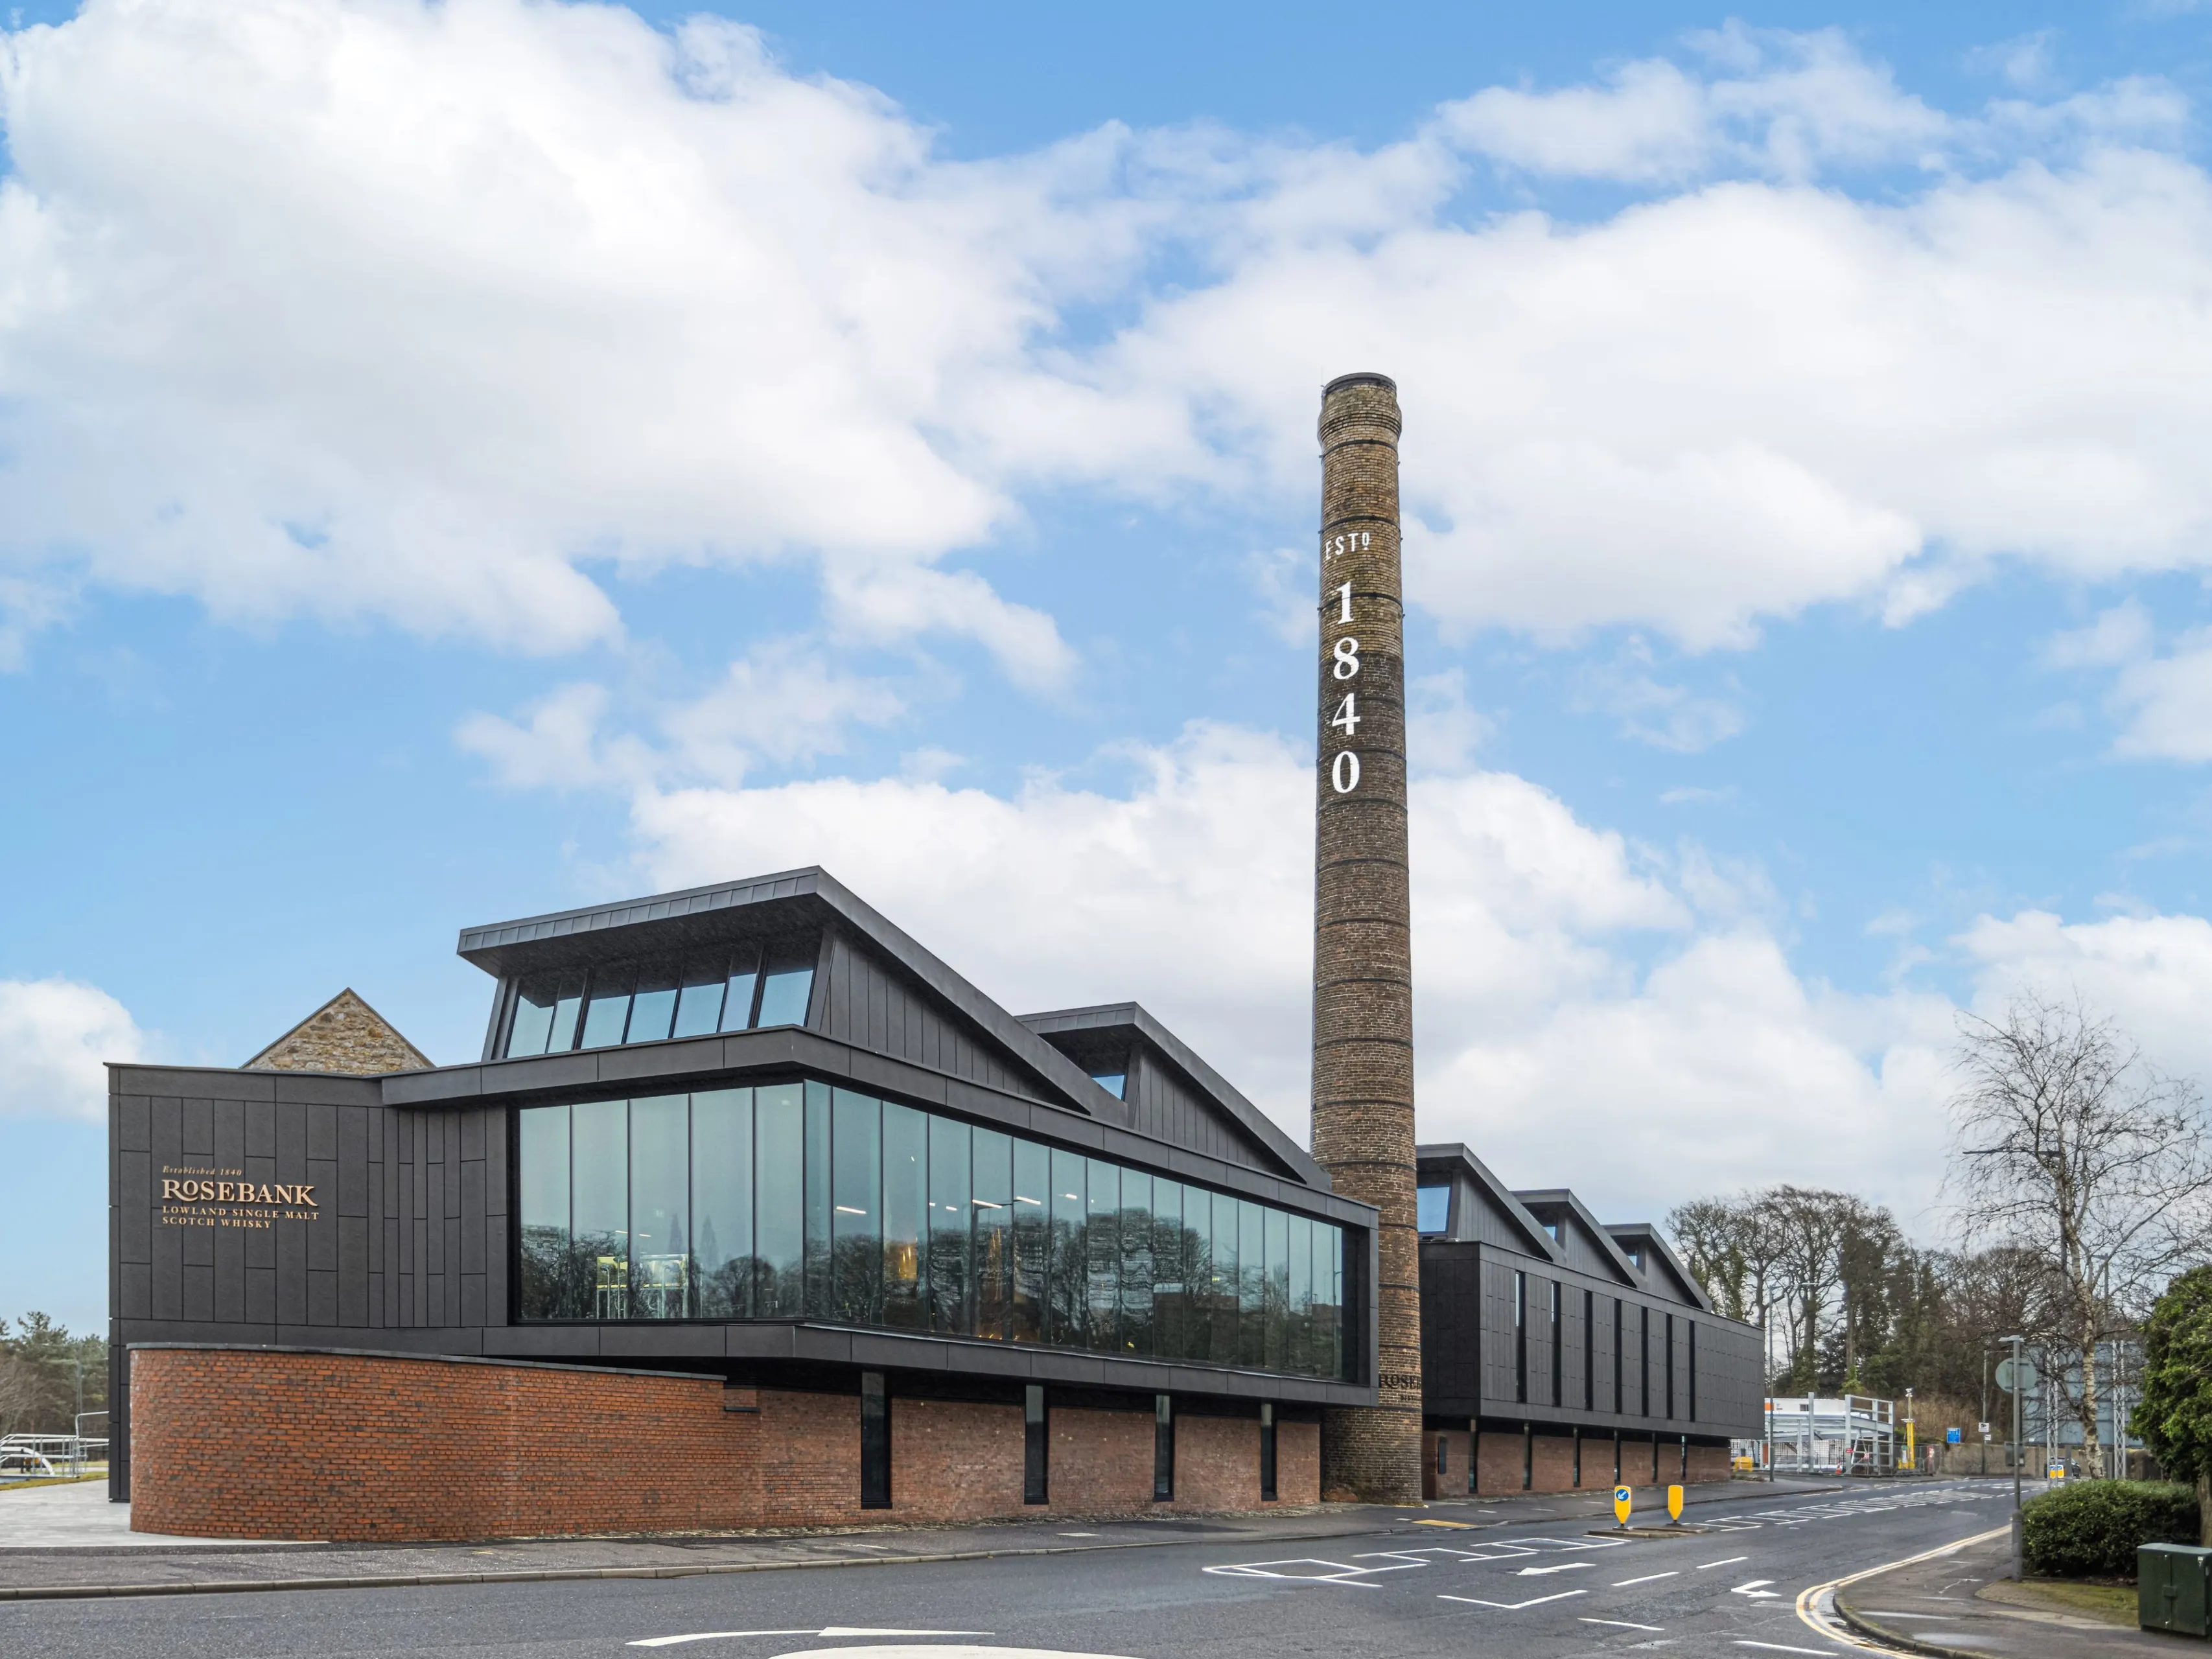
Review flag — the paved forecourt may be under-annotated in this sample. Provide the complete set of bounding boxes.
[1,1480,2015,1659]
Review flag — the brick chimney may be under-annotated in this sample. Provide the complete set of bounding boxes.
[1310,372,1423,1503]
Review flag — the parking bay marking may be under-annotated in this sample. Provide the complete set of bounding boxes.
[1581,1618,1664,1632]
[1439,1590,1587,1610]
[1515,1562,1594,1576]
[1612,1572,1678,1586]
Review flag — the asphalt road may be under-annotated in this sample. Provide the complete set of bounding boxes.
[1,1481,2016,1659]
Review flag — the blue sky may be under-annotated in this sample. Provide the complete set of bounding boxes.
[8,0,2212,1335]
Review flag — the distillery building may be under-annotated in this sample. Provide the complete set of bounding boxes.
[107,867,1380,1541]
[1415,1144,1762,1496]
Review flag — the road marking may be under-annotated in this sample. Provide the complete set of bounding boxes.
[1059,1531,1100,1537]
[1696,1556,1750,1570]
[1439,1589,1588,1610]
[1732,1580,1780,1599]
[1515,1562,1594,1575]
[1581,1617,1665,1631]
[628,1632,990,1650]
[1793,1522,2012,1651]
[1735,1645,1832,1656]
[1414,1518,1480,1529]
[1612,1572,1679,1586]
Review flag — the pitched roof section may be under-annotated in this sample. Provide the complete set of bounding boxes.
[455,868,1335,1188]
[1021,1003,1327,1189]
[1415,1143,1561,1260]
[1511,1187,1646,1288]
[1604,1223,1716,1313]
[246,989,431,1075]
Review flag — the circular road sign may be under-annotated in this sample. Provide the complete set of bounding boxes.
[1996,1357,2039,1393]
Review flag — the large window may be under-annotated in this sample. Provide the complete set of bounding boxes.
[502,941,817,1058]
[516,1080,1347,1380]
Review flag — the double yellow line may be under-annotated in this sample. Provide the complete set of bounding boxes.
[1793,1524,2013,1652]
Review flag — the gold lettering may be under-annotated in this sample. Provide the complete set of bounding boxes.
[161,1179,182,1200]
[297,1185,318,1209]
[218,1182,235,1201]
[259,1184,277,1203]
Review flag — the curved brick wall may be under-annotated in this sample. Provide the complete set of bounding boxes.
[128,1346,1316,1542]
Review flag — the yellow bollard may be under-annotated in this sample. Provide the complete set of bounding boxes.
[1666,1484,1684,1525]
[1613,1485,1632,1527]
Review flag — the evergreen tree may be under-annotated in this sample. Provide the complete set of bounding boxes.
[2132,1266,2212,1547]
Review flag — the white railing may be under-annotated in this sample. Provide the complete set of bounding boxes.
[0,1432,110,1480]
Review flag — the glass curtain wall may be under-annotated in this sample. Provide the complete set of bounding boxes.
[516,1080,1347,1380]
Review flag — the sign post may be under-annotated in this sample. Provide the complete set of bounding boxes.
[1613,1485,1632,1529]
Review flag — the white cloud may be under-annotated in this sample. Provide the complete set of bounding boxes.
[0,977,145,1120]
[7,6,2212,669]
[1957,908,2212,1080]
[1572,645,1746,751]
[2044,603,2212,763]
[457,640,906,790]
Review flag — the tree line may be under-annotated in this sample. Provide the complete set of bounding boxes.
[1667,993,2212,1464]
[0,1314,107,1437]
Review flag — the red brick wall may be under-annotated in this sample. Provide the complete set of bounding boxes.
[1476,1430,1524,1492]
[130,1348,1310,1542]
[1686,1442,1732,1485]
[1421,1428,1473,1499]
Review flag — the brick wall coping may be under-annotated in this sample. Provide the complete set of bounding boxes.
[126,1342,724,1384]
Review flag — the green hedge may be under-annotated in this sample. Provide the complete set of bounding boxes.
[2021,1480,2198,1579]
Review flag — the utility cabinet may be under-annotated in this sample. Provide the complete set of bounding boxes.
[2139,1542,2212,1636]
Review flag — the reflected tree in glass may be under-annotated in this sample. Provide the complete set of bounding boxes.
[830,1089,882,1326]
[882,1102,927,1330]
[692,1088,754,1319]
[629,1094,690,1318]
[754,1083,805,1316]
[518,1104,571,1319]
[927,1115,972,1336]
[571,1098,629,1319]
[1119,1172,1152,1357]
[1010,1139,1047,1344]
[972,1128,1012,1340]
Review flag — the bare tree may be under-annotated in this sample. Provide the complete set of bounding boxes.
[1946,993,2212,1466]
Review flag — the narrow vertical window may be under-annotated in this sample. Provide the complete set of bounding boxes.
[626,964,681,1044]
[927,1114,971,1337]
[1009,1140,1047,1344]
[629,1094,690,1319]
[691,1088,753,1319]
[1285,1212,1313,1376]
[1640,1307,1651,1417]
[859,1371,891,1509]
[1513,1272,1528,1405]
[1151,1181,1185,1362]
[831,1090,883,1326]
[506,977,559,1058]
[1521,1422,1533,1491]
[517,1104,570,1319]
[1572,1426,1582,1489]
[1584,1289,1596,1408]
[1263,1207,1290,1372]
[971,1128,1012,1340]
[1119,1172,1153,1357]
[881,1102,926,1330]
[1209,1192,1240,1367]
[802,1081,831,1316]
[1023,1384,1048,1505]
[752,1082,804,1316]
[1259,1403,1278,1502]
[1550,1281,1563,1406]
[1436,1436,1448,1478]
[1688,1321,1697,1421]
[1153,1394,1174,1502]
[1238,1198,1267,1368]
[719,946,762,1034]
[571,1098,628,1320]
[1085,1157,1119,1353]
[1047,1148,1086,1347]
[1665,1314,1676,1420]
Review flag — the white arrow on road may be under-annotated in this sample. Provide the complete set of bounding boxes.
[1514,1562,1594,1576]
[1730,1579,1781,1599]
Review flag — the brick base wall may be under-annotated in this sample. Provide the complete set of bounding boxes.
[129,1347,1317,1542]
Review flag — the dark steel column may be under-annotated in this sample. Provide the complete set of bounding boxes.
[1310,371,1421,1503]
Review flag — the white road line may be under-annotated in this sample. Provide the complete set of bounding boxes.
[1734,1644,1833,1656]
[1439,1589,1589,1610]
[1611,1572,1679,1586]
[1580,1617,1664,1632]
[628,1630,988,1650]
[1730,1581,1781,1600]
[1696,1556,1751,1569]
[1515,1562,1594,1575]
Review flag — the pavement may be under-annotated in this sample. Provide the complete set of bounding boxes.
[1832,1527,2177,1658]
[0,1474,2054,1658]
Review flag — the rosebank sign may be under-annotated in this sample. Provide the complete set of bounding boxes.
[158,1164,320,1229]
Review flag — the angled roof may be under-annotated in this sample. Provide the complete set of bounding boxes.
[1604,1223,1716,1313]
[246,988,431,1075]
[1415,1142,1560,1260]
[1021,1002,1327,1189]
[1510,1186,1646,1288]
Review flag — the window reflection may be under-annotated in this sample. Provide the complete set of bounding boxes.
[515,1080,1347,1379]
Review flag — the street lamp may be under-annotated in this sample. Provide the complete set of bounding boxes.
[2001,1334,2025,1580]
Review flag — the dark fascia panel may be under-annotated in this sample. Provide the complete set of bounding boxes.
[1020,1002,1330,1193]
[1510,1187,1645,1289]
[1414,1142,1560,1262]
[1602,1223,1716,1314]
[452,865,1126,1127]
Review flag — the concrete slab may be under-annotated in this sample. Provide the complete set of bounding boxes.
[0,1479,312,1550]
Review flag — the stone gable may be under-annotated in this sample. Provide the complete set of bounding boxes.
[245,988,430,1074]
